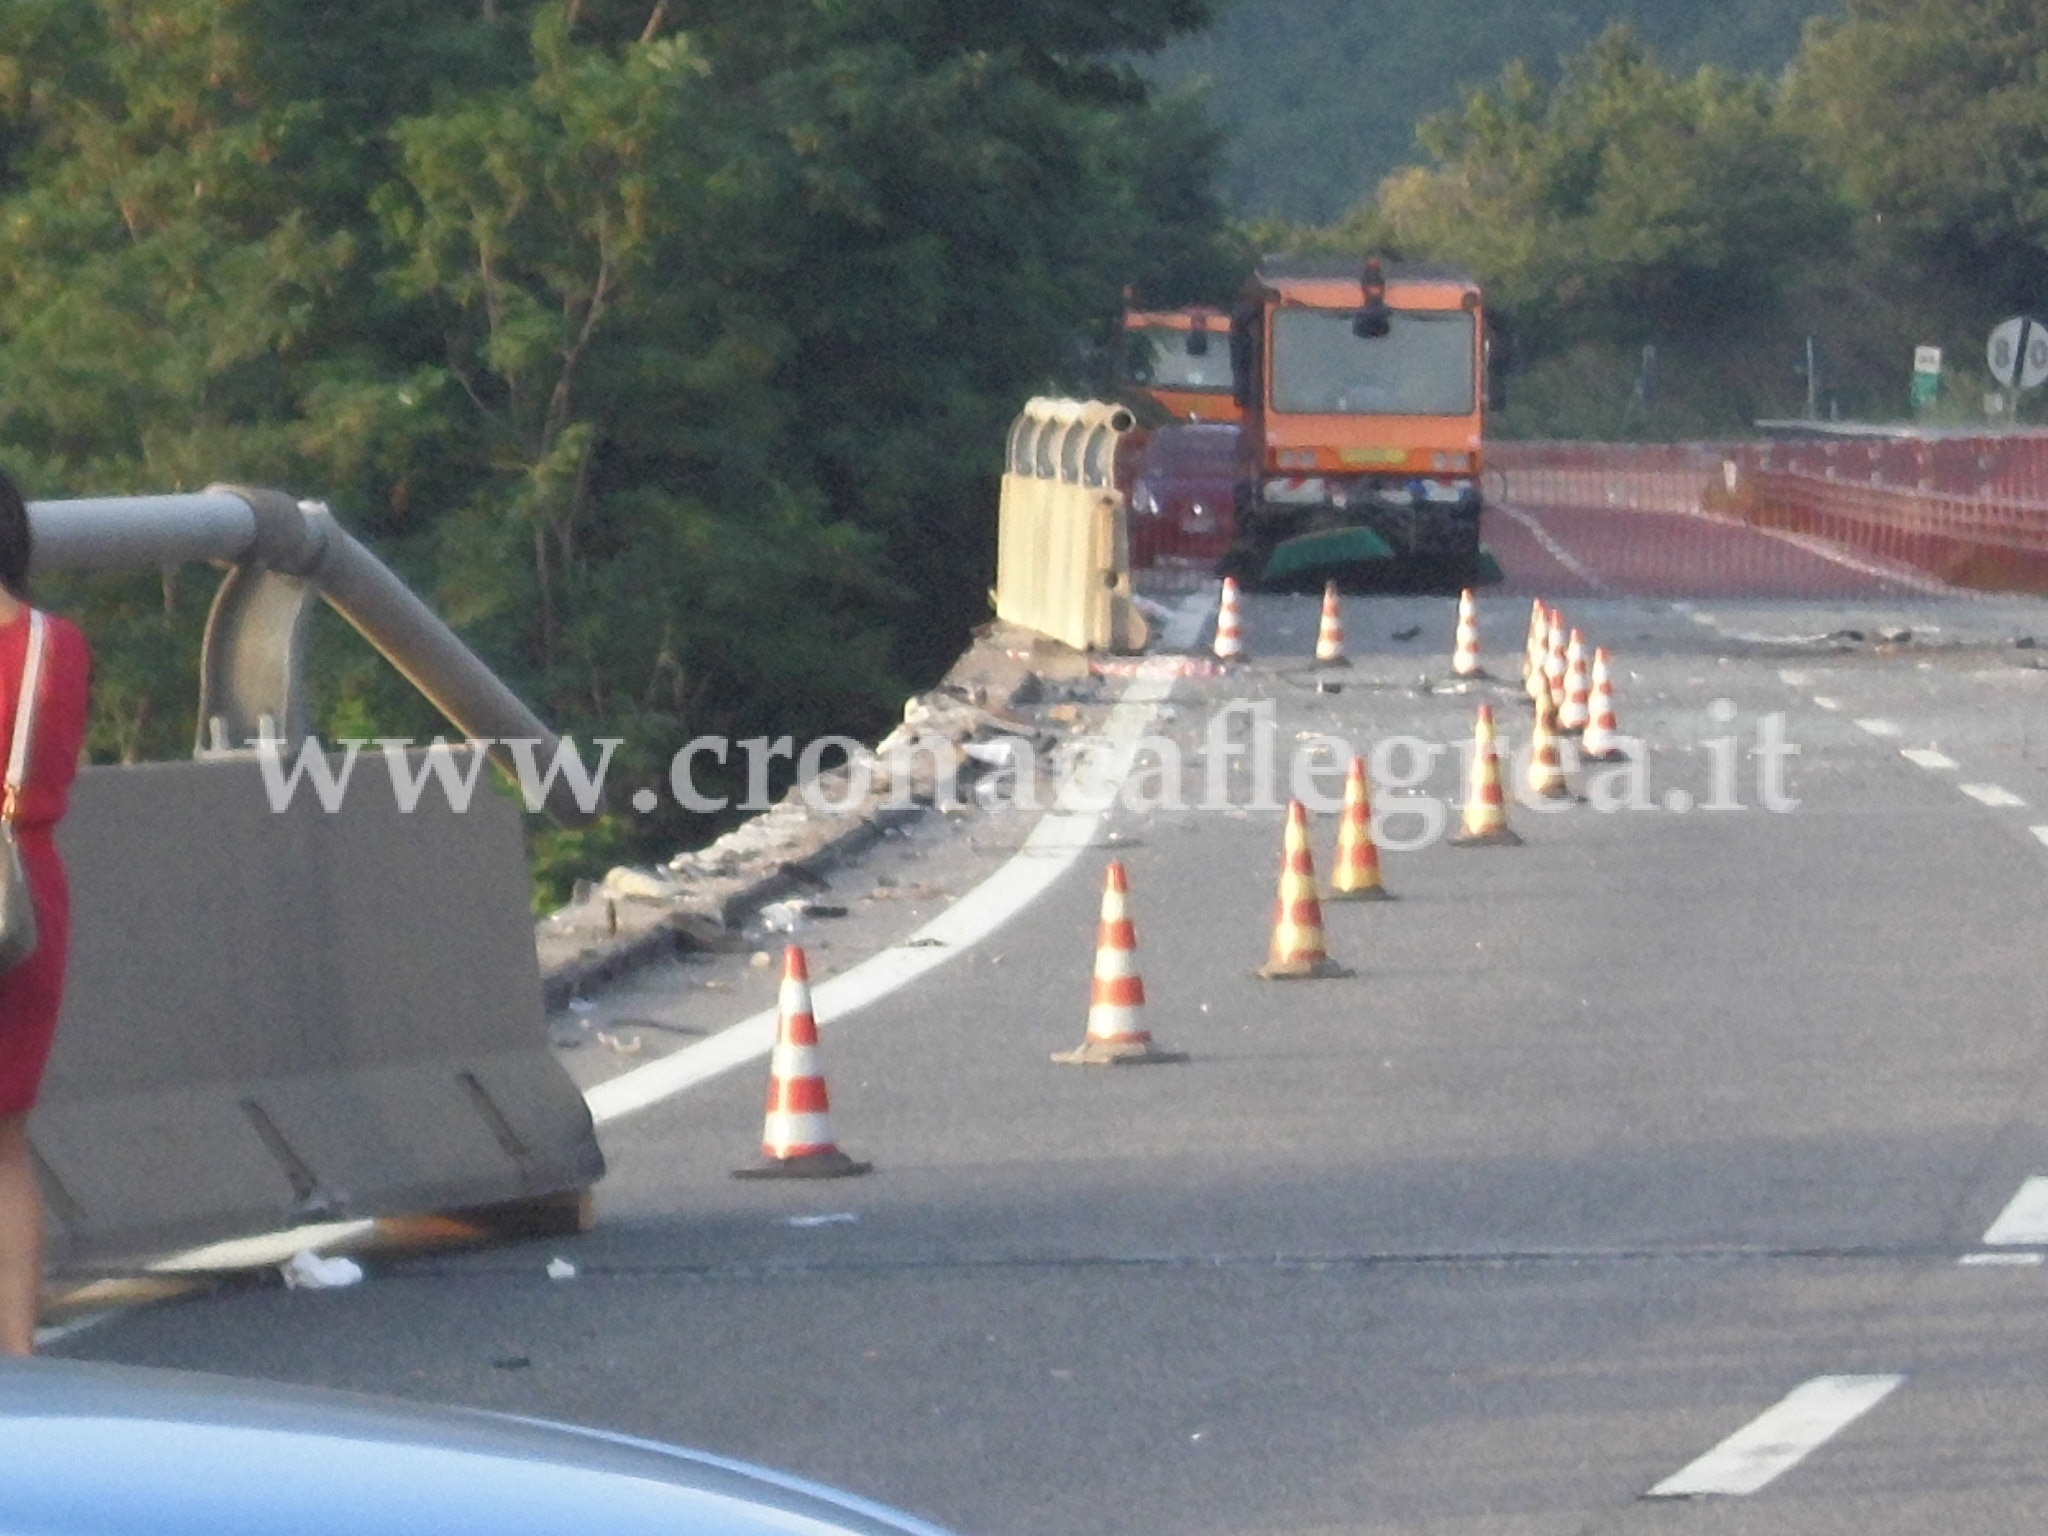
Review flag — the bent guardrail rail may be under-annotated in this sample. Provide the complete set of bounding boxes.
[995,399,1150,653]
[27,487,604,1265]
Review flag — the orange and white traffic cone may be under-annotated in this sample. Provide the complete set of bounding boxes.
[1582,647,1628,762]
[733,946,872,1179]
[1524,689,1573,801]
[1257,801,1350,979]
[1451,705,1523,847]
[1542,608,1569,704]
[1522,598,1548,685]
[1213,577,1245,662]
[1558,629,1592,733]
[1328,756,1393,901]
[1054,862,1186,1065]
[1314,581,1349,668]
[1452,588,1485,677]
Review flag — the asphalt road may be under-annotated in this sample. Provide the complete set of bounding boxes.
[56,501,2048,1536]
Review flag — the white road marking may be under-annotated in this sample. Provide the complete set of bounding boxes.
[2031,827,2048,848]
[1645,1375,1904,1498]
[1853,718,1901,737]
[1496,502,1606,592]
[1960,783,2027,808]
[584,659,1182,1125]
[1159,587,1218,652]
[1982,1176,2048,1245]
[1777,669,1814,688]
[1958,1252,2044,1268]
[1811,696,1842,711]
[32,1312,121,1349]
[1901,748,1959,771]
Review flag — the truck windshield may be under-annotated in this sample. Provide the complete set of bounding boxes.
[1270,309,1475,415]
[1128,325,1234,393]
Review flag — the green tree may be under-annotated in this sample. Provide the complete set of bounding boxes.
[1787,0,2048,308]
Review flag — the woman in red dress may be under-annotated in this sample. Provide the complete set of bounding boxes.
[0,471,92,1356]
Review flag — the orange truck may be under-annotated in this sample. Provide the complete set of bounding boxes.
[1117,306,1243,425]
[1224,257,1504,590]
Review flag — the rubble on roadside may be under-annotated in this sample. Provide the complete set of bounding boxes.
[534,621,1100,1008]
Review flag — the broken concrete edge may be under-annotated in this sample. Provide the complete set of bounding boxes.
[533,621,1098,1011]
[537,805,923,1013]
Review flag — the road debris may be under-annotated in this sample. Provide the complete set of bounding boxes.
[280,1250,364,1290]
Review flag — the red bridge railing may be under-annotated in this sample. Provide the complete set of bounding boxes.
[1489,437,2048,594]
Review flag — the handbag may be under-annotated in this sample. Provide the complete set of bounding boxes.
[0,610,50,972]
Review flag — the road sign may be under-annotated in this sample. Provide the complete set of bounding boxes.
[1987,317,2048,389]
[1911,345,1942,410]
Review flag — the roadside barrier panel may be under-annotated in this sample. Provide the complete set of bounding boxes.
[25,487,604,1265]
[996,398,1150,653]
[1490,438,2048,594]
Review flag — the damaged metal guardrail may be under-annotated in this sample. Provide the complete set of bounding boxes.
[30,486,604,1265]
[995,399,1150,653]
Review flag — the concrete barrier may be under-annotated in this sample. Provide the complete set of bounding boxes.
[34,750,603,1265]
[995,398,1149,653]
[19,488,605,1266]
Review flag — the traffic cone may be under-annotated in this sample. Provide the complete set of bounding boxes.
[1451,588,1485,677]
[1522,598,1548,685]
[1257,801,1351,979]
[1450,705,1523,847]
[1213,577,1245,662]
[733,947,872,1179]
[1544,608,1569,700]
[1313,580,1349,667]
[1054,862,1186,1065]
[1328,756,1393,901]
[1582,647,1628,762]
[1524,689,1573,801]
[1558,629,1591,733]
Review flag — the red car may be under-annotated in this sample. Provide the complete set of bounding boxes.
[1123,421,1240,570]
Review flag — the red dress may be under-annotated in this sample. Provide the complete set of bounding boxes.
[0,609,91,1117]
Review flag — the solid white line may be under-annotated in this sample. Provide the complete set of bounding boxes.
[583,659,1181,1126]
[1496,503,1606,592]
[2030,827,2048,848]
[1982,1176,2048,1245]
[1960,783,2027,808]
[1958,1251,2044,1267]
[1854,718,1901,737]
[1901,748,1959,771]
[1159,587,1217,652]
[1645,1375,1904,1498]
[1811,696,1842,711]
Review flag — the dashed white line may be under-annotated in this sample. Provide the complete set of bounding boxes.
[1900,748,1959,771]
[1777,669,1814,688]
[1853,718,1901,737]
[1811,696,1842,711]
[1982,1177,2048,1245]
[1958,1252,2044,1268]
[1959,783,2027,808]
[1645,1375,1904,1498]
[2030,827,2048,848]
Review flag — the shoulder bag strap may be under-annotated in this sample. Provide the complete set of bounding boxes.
[4,610,49,825]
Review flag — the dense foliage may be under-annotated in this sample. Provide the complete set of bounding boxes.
[1148,0,1827,223]
[0,0,1237,896]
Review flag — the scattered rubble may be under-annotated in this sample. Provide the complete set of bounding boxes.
[535,621,1098,1009]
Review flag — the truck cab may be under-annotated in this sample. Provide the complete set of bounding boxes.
[1118,306,1243,425]
[1228,258,1491,590]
